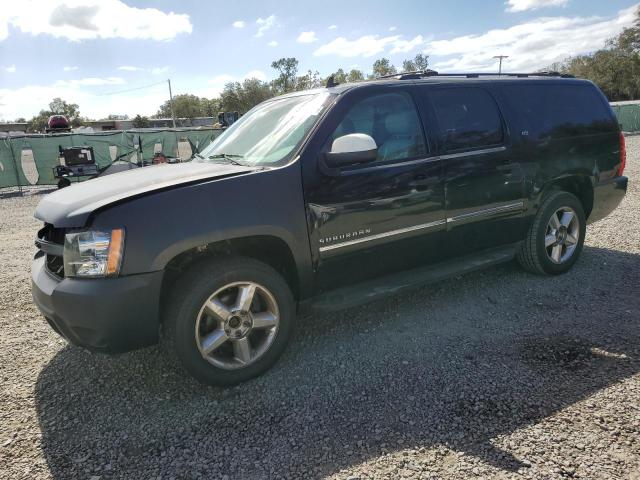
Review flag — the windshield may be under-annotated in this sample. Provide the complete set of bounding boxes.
[197,91,332,167]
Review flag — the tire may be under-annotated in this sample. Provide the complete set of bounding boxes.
[162,256,295,386]
[517,191,586,275]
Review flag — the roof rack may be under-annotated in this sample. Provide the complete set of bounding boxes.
[377,70,575,80]
[378,69,439,80]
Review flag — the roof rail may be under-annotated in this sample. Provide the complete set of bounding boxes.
[378,69,440,80]
[377,70,575,80]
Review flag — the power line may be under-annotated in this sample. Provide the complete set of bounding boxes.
[98,80,167,96]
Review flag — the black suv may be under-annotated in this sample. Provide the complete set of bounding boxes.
[32,72,628,385]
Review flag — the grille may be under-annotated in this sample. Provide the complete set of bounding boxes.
[46,254,64,277]
[38,223,66,278]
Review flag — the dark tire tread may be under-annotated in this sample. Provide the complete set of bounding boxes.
[161,256,294,386]
[517,191,585,275]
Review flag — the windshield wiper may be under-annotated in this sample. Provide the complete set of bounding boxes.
[207,153,246,166]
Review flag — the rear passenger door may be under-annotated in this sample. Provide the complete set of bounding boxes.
[425,86,526,255]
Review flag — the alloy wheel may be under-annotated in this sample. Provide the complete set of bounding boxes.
[194,281,280,370]
[544,206,580,264]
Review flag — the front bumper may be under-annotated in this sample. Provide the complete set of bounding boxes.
[588,176,628,224]
[31,255,163,353]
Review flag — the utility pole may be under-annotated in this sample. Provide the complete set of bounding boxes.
[167,79,177,128]
[493,55,509,76]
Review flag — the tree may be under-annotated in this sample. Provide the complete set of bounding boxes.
[220,78,273,113]
[328,68,347,84]
[200,97,220,117]
[156,94,206,119]
[106,114,129,120]
[132,114,150,128]
[402,53,429,72]
[347,69,365,83]
[296,70,323,90]
[271,57,299,93]
[371,58,397,78]
[26,112,50,133]
[551,7,640,101]
[49,97,81,126]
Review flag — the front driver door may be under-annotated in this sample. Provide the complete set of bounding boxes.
[301,86,446,293]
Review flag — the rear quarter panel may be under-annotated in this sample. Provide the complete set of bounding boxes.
[496,80,620,214]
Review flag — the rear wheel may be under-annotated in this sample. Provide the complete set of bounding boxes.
[517,191,586,275]
[163,257,294,385]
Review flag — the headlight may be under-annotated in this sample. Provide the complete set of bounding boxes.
[63,229,125,278]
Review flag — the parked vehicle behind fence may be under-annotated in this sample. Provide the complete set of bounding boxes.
[32,71,628,385]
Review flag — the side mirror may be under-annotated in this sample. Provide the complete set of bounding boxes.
[324,133,377,168]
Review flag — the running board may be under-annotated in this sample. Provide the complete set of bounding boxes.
[307,242,521,313]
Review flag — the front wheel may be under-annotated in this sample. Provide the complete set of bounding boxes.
[517,191,586,275]
[163,257,295,385]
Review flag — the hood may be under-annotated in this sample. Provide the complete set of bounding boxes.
[35,161,256,227]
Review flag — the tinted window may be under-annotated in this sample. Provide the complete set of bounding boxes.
[502,84,616,140]
[330,92,427,163]
[431,88,504,151]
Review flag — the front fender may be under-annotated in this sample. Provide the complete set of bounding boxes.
[90,163,314,295]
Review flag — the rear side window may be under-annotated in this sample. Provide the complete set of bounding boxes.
[329,92,427,163]
[430,88,504,152]
[502,84,616,140]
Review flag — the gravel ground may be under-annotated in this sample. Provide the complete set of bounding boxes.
[1,138,639,480]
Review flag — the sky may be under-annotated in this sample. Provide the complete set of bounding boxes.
[0,0,639,121]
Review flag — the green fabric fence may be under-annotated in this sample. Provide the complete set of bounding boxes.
[0,128,222,189]
[611,103,640,133]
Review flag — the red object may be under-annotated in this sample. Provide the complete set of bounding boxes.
[47,115,70,130]
[618,131,626,176]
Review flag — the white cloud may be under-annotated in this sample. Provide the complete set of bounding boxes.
[506,0,569,12]
[390,35,424,54]
[232,20,245,28]
[267,40,278,47]
[116,65,168,75]
[255,15,276,38]
[389,26,397,32]
[208,74,235,85]
[0,0,192,42]
[244,70,267,81]
[151,66,169,75]
[55,77,125,87]
[0,82,169,121]
[5,65,16,73]
[430,5,638,72]
[297,31,318,43]
[328,24,338,30]
[63,66,79,72]
[314,34,425,57]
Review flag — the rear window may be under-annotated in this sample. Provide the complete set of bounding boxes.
[430,87,504,152]
[502,84,616,140]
